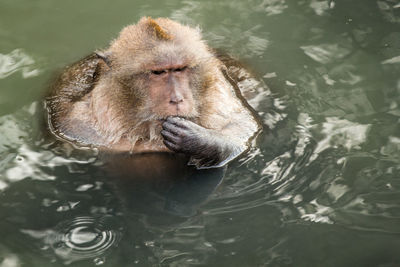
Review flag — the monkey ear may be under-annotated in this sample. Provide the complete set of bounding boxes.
[95,51,112,68]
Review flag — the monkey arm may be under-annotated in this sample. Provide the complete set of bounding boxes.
[46,53,105,145]
[161,115,257,169]
[161,117,237,169]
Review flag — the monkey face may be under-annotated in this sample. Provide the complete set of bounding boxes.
[146,65,198,119]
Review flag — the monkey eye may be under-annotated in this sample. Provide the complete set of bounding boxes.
[151,70,167,75]
[173,66,187,72]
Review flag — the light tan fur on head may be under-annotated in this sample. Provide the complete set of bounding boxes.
[108,17,215,72]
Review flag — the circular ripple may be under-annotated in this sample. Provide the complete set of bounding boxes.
[46,216,122,263]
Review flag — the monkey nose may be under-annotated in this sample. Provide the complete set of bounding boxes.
[169,95,184,105]
[169,99,184,105]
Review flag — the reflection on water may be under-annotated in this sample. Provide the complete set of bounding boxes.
[1,0,400,266]
[0,49,41,79]
[301,43,351,64]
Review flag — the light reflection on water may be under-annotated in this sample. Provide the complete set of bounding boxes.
[1,0,400,266]
[0,49,41,79]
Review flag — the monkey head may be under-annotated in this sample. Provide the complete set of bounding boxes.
[96,17,219,121]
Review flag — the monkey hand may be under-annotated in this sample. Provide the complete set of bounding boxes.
[161,117,242,169]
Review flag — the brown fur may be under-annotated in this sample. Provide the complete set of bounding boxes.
[47,17,260,168]
[146,17,174,41]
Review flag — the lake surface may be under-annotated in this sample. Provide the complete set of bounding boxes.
[1,0,400,266]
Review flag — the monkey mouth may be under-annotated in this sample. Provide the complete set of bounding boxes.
[158,114,193,121]
[156,111,198,121]
[148,102,199,121]
[161,107,197,119]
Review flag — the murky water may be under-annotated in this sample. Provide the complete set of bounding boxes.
[1,0,400,266]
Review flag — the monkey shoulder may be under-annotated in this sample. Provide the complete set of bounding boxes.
[49,53,102,101]
[213,55,261,119]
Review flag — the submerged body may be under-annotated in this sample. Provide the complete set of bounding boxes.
[46,17,260,169]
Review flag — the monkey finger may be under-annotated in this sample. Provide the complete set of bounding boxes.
[161,130,180,144]
[167,116,202,131]
[162,121,187,135]
[163,140,182,152]
[166,116,191,129]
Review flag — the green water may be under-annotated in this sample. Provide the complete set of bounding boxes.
[1,0,400,266]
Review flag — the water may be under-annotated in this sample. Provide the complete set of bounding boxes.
[1,0,400,266]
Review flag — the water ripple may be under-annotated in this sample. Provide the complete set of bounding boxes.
[45,216,121,264]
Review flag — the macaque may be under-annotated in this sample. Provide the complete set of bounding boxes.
[46,17,261,169]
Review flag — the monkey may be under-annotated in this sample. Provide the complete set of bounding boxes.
[46,17,261,169]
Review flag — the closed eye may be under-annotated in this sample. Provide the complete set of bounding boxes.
[173,66,187,72]
[151,70,167,75]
